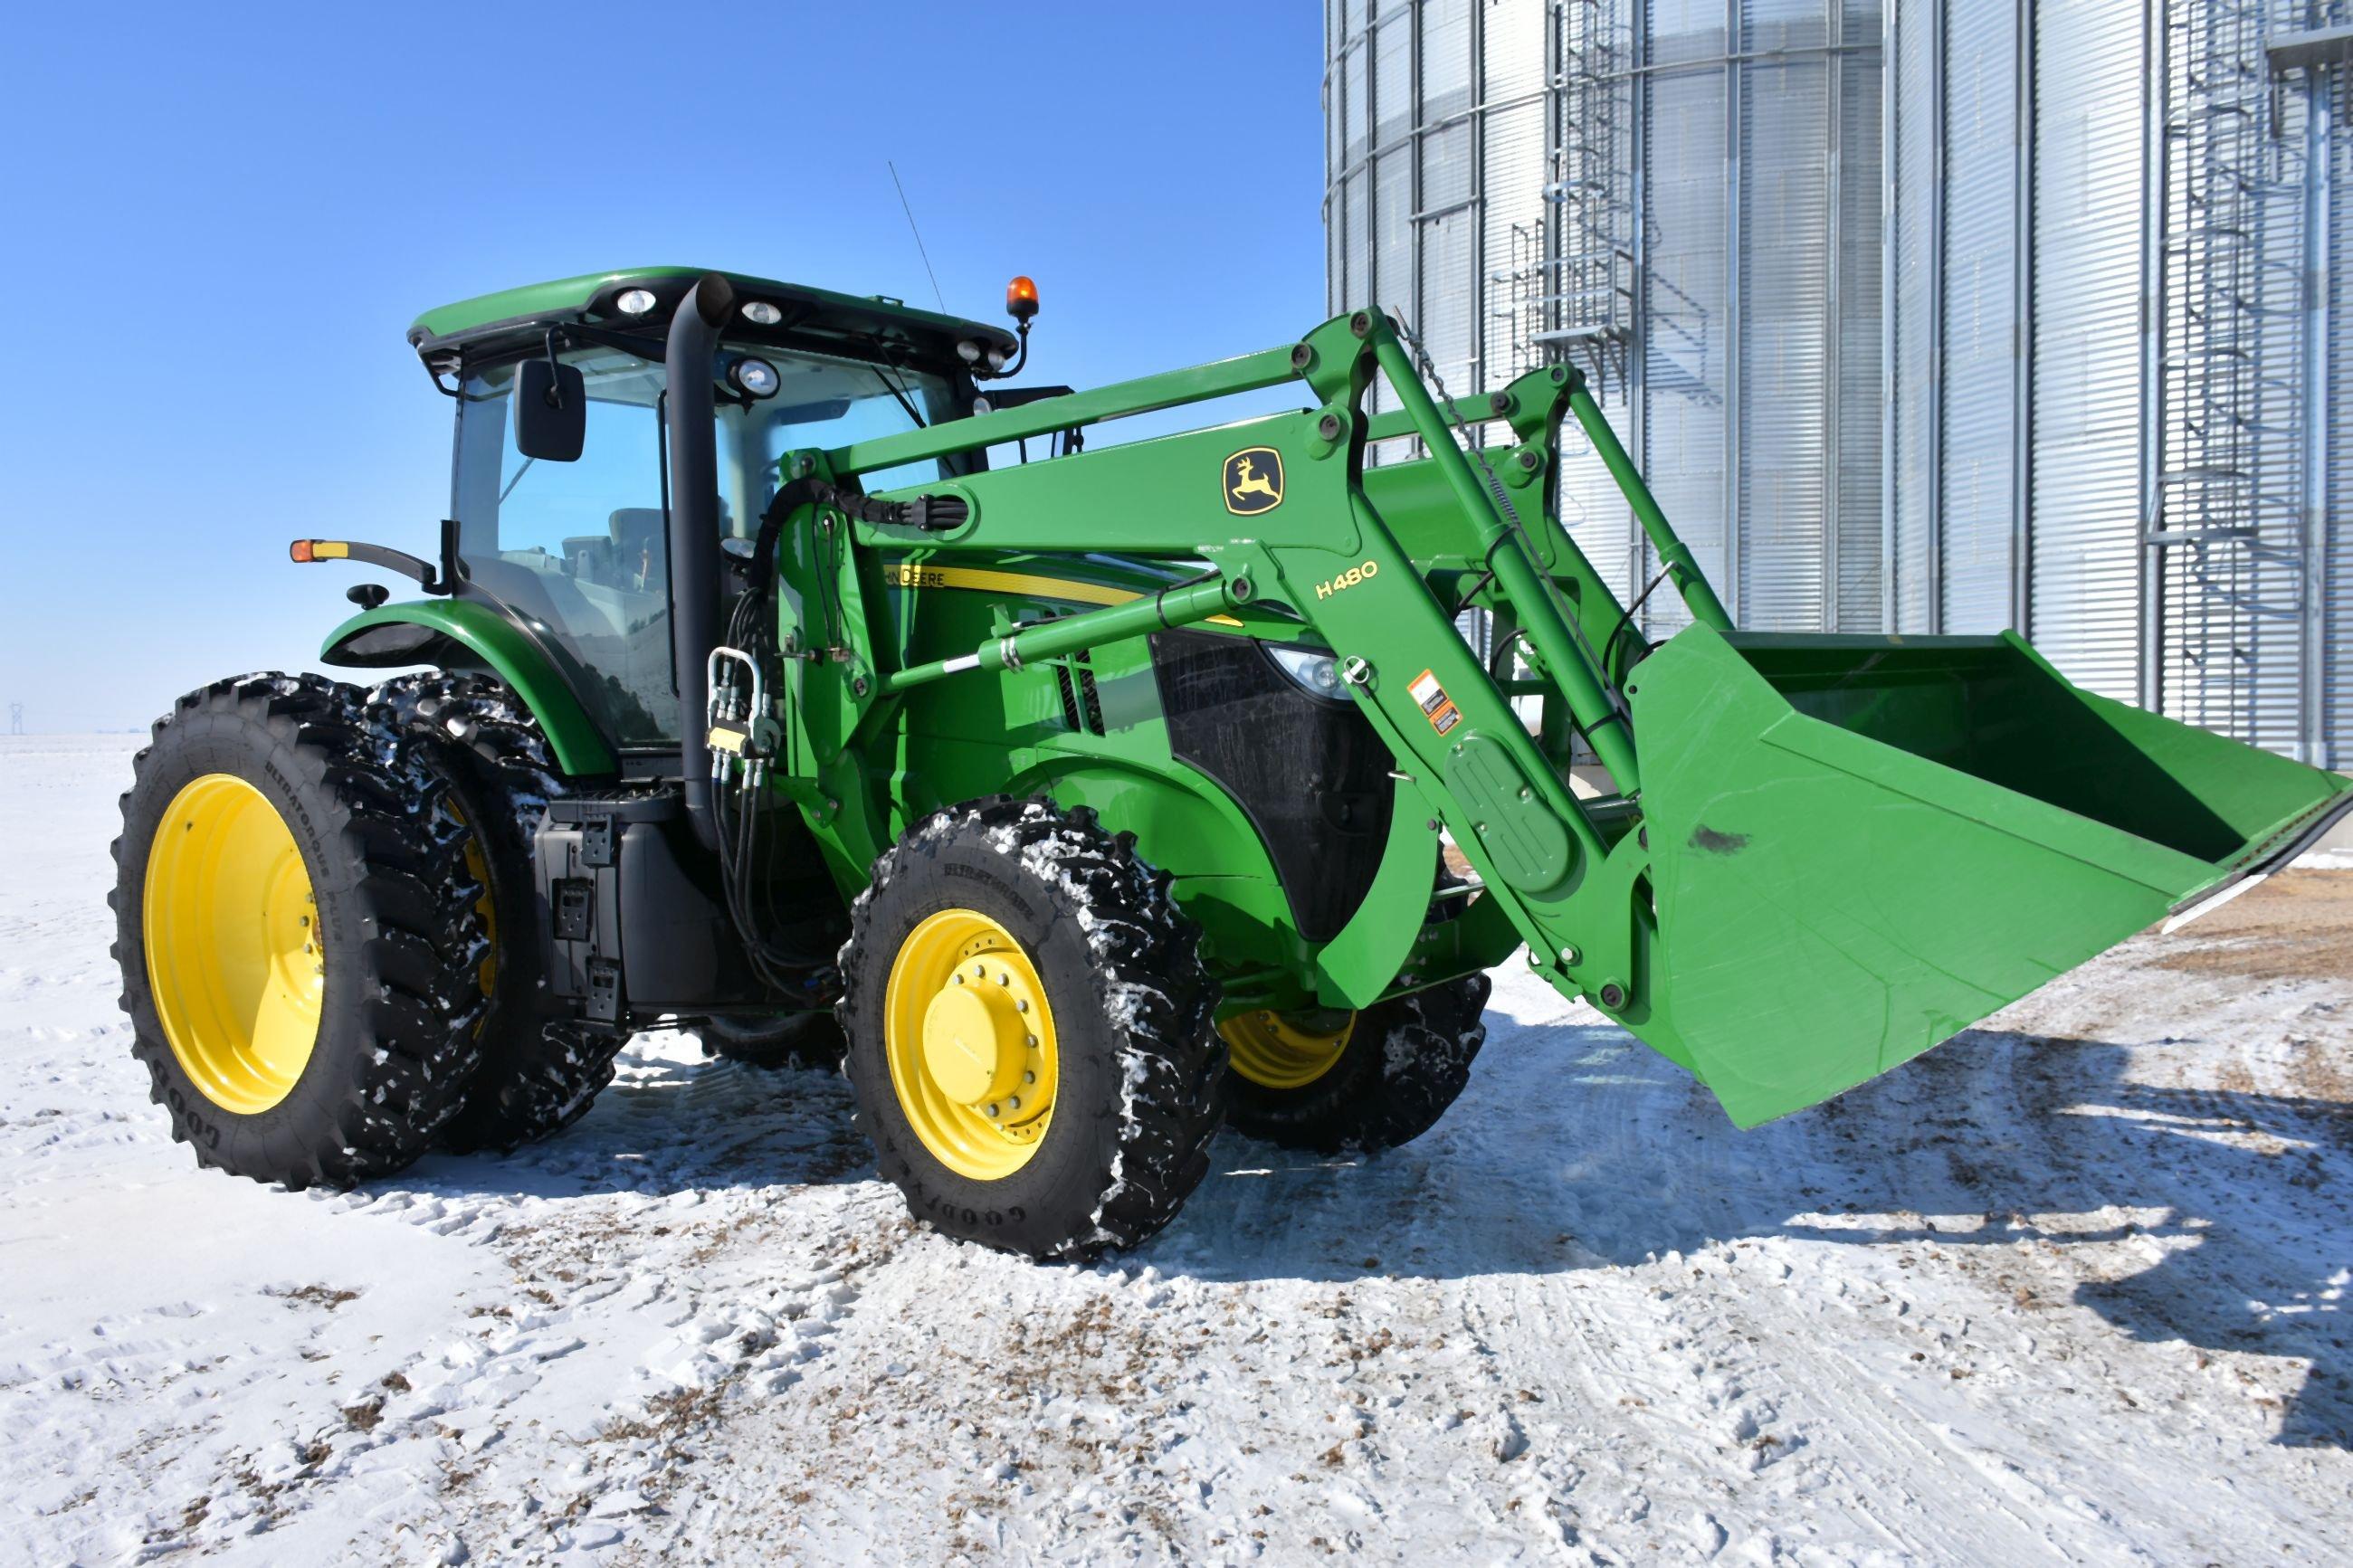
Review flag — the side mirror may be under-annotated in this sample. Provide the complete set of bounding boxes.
[514,357,586,461]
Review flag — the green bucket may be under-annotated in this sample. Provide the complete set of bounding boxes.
[1622,627,2353,1127]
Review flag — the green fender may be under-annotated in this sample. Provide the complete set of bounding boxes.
[319,599,616,777]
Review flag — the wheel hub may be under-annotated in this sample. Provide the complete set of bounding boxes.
[919,982,1025,1104]
[884,910,1059,1178]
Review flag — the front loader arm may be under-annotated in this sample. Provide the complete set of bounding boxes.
[779,310,1717,1041]
[765,303,2345,1134]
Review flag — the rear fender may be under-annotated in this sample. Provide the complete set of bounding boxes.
[320,599,616,777]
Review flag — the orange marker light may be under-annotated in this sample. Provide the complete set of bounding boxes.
[290,539,315,563]
[1005,275,1040,323]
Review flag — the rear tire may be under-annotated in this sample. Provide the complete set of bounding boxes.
[110,673,489,1187]
[1223,974,1491,1154]
[839,798,1225,1259]
[366,672,625,1153]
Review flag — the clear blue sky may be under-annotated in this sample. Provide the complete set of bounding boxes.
[0,2,1326,732]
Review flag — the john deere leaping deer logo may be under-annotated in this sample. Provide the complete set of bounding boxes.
[1223,447,1285,516]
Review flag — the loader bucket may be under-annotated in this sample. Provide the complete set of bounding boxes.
[1623,627,2353,1127]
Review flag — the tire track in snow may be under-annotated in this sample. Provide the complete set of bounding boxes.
[5,736,2351,1563]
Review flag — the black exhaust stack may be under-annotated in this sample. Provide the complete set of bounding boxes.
[664,271,734,851]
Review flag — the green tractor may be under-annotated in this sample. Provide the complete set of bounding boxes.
[112,267,2352,1259]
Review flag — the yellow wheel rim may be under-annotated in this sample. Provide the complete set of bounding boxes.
[1219,1008,1356,1090]
[447,798,498,1002]
[142,774,325,1115]
[882,908,1059,1181]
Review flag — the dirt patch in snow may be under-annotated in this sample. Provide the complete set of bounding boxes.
[2155,870,2353,982]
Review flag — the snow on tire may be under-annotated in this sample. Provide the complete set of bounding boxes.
[838,797,1226,1259]
[365,671,624,1154]
[110,672,489,1187]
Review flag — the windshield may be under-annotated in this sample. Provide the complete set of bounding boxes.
[451,343,953,745]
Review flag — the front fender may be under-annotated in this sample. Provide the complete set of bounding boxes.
[320,599,615,777]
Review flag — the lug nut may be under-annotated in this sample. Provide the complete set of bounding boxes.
[1025,1034,1039,1048]
[1007,1096,1022,1111]
[985,1102,1000,1118]
[1015,999,1029,1013]
[996,972,1010,986]
[1023,1069,1036,1085]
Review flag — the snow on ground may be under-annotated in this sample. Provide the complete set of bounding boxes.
[3,731,2349,1566]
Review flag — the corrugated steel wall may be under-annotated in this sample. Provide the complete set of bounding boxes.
[2331,70,2350,766]
[1323,0,2347,759]
[1739,2,1834,632]
[1885,0,1939,631]
[1936,0,2019,635]
[1836,12,1886,631]
[1640,5,1733,639]
[2028,0,2146,695]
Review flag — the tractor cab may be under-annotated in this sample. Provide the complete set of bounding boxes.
[403,269,1016,750]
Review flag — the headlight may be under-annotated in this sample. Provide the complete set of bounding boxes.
[1266,642,1344,699]
[614,288,657,315]
[728,356,780,398]
[741,299,782,325]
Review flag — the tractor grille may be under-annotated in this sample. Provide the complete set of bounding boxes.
[1148,631,1396,943]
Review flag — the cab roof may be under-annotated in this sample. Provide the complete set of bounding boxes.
[406,266,1018,366]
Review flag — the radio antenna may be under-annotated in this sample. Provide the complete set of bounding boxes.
[887,161,948,313]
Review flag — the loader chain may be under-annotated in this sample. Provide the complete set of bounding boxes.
[839,797,1228,1260]
[366,672,623,1153]
[110,673,490,1186]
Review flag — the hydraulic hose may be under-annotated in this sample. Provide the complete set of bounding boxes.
[665,271,734,851]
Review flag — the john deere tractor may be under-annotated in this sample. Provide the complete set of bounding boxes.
[112,267,2353,1259]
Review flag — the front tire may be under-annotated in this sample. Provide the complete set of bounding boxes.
[838,799,1224,1259]
[110,674,489,1187]
[1221,974,1491,1154]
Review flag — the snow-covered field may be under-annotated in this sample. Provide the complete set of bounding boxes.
[4,732,2348,1566]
